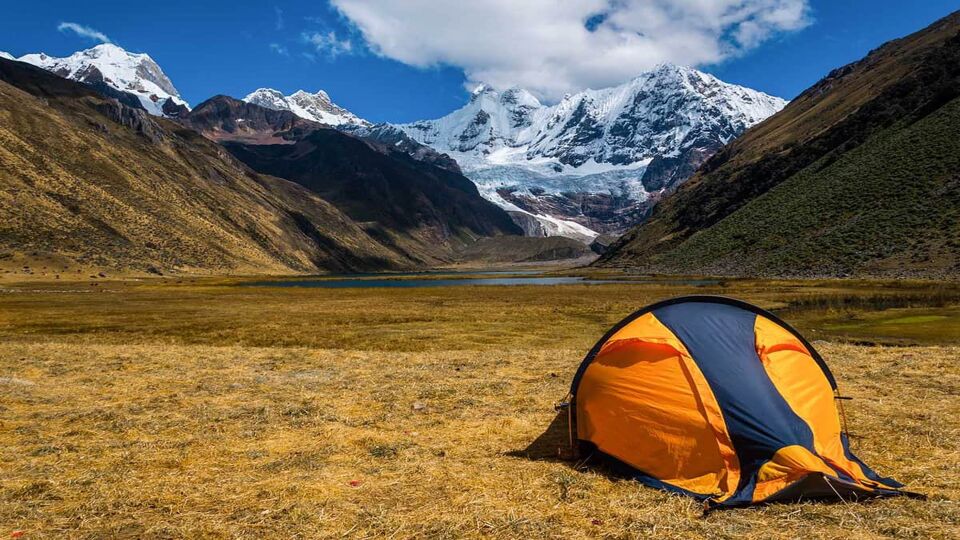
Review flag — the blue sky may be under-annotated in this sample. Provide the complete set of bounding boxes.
[1,1,957,123]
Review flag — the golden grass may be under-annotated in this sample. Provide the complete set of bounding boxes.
[0,277,957,349]
[1,280,958,538]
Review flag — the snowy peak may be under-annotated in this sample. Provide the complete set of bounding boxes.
[467,84,542,112]
[398,64,786,173]
[243,88,288,111]
[0,51,13,60]
[291,88,329,102]
[499,87,542,109]
[243,87,369,127]
[400,83,546,156]
[15,43,188,116]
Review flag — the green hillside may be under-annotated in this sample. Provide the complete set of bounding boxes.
[630,96,960,278]
[597,11,960,279]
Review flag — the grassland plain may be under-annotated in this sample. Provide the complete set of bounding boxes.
[0,278,958,538]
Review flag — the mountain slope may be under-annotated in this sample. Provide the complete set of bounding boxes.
[181,95,522,264]
[215,91,463,173]
[180,94,320,144]
[597,11,960,279]
[16,44,189,116]
[338,122,464,174]
[396,65,786,236]
[0,57,410,275]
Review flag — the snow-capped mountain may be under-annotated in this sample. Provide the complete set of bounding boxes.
[14,44,188,116]
[0,51,13,60]
[396,64,787,238]
[243,88,369,127]
[400,64,784,173]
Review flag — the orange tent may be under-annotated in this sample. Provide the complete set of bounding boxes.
[568,296,916,509]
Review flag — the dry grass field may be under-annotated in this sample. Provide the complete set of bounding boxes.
[1,277,958,538]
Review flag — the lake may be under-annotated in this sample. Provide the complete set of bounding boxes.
[240,274,722,289]
[243,276,613,288]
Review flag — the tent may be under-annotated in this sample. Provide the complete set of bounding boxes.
[567,296,915,509]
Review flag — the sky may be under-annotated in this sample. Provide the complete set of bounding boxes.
[1,1,957,123]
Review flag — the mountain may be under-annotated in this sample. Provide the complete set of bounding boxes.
[180,95,522,263]
[242,87,464,172]
[0,56,413,276]
[244,88,368,127]
[15,44,189,117]
[0,52,13,60]
[597,11,960,279]
[395,65,786,237]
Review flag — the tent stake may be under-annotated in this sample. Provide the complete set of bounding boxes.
[835,390,853,448]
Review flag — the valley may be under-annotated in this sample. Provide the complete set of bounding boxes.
[3,11,958,281]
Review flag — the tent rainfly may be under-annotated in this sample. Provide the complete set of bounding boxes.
[566,296,918,509]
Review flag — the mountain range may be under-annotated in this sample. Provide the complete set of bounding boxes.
[0,55,519,276]
[0,57,396,275]
[247,66,786,239]
[6,42,786,243]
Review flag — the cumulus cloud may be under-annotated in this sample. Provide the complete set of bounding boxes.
[57,22,112,44]
[301,30,355,58]
[330,0,811,100]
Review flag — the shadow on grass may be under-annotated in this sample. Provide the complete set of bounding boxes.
[505,411,572,462]
[504,411,652,481]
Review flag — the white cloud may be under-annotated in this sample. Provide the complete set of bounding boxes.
[330,0,811,101]
[301,30,355,58]
[269,43,289,56]
[57,22,112,44]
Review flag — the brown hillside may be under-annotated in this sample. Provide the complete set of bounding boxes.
[0,57,411,277]
[181,95,523,265]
